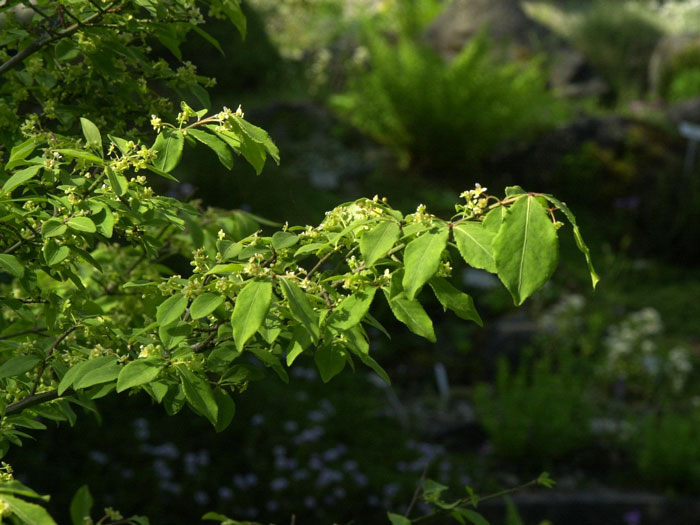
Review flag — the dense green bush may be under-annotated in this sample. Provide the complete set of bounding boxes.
[331,33,567,171]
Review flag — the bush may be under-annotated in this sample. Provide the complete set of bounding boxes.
[568,1,662,101]
[632,410,700,491]
[331,32,567,171]
[473,349,594,467]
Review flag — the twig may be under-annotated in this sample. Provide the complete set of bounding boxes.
[5,389,64,415]
[405,462,431,518]
[0,328,47,340]
[31,326,79,394]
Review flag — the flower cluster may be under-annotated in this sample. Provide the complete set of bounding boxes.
[457,183,489,217]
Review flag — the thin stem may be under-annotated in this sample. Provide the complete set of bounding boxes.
[0,328,47,341]
[412,478,540,523]
[405,462,431,518]
[31,326,79,395]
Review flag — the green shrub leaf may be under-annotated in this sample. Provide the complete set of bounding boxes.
[492,196,558,305]
[116,358,165,393]
[190,293,224,320]
[402,225,449,299]
[359,221,400,267]
[453,222,496,273]
[231,281,272,351]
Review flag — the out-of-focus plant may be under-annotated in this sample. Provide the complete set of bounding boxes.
[472,348,595,466]
[567,1,662,101]
[630,409,700,491]
[331,32,567,171]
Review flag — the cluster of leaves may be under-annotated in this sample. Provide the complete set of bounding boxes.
[0,108,595,519]
[0,1,597,523]
[0,0,246,146]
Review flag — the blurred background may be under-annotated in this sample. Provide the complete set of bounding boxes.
[8,0,700,523]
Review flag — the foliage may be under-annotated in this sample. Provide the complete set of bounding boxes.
[472,348,595,467]
[331,32,567,170]
[631,409,700,491]
[567,1,662,101]
[0,1,596,522]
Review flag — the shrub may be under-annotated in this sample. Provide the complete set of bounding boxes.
[632,410,700,491]
[331,33,568,171]
[473,349,595,467]
[567,1,663,101]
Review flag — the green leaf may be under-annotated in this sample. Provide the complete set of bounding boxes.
[72,357,121,390]
[188,128,233,170]
[357,353,391,385]
[314,345,346,383]
[55,39,80,61]
[231,281,272,351]
[158,321,192,349]
[271,231,299,250]
[453,222,496,273]
[152,129,184,173]
[327,288,376,331]
[384,290,436,342]
[279,278,320,342]
[455,508,490,525]
[177,367,218,426]
[0,355,41,379]
[247,347,289,383]
[156,293,188,326]
[41,219,67,239]
[0,494,57,525]
[190,293,224,320]
[70,485,93,525]
[105,166,128,196]
[43,241,70,267]
[190,24,224,55]
[213,388,236,432]
[482,206,506,232]
[2,164,42,194]
[58,360,89,395]
[388,513,412,525]
[359,221,400,267]
[429,277,483,326]
[402,225,449,300]
[258,315,282,344]
[0,254,24,278]
[66,217,96,233]
[116,358,165,393]
[221,0,247,38]
[492,196,559,305]
[543,194,600,289]
[423,479,449,501]
[80,118,102,156]
[286,326,312,366]
[505,185,526,197]
[0,480,47,500]
[56,149,104,164]
[5,138,38,170]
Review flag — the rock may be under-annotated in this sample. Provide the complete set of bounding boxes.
[666,95,700,125]
[649,33,700,99]
[424,0,545,61]
[423,0,606,98]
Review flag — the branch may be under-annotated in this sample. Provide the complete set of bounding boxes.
[0,328,47,340]
[5,389,64,415]
[0,1,118,77]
